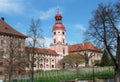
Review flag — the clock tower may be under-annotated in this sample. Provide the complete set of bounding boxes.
[50,12,68,58]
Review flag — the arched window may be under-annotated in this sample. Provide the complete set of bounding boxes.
[63,39,65,43]
[40,64,43,68]
[63,48,65,54]
[40,58,43,61]
[46,64,49,68]
[52,65,54,68]
[52,59,54,63]
[54,39,56,43]
[62,32,64,35]
[54,32,56,35]
[46,59,49,63]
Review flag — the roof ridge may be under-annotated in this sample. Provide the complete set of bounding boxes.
[25,47,58,55]
[68,42,101,53]
[0,19,27,38]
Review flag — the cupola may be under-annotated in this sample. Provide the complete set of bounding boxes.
[55,13,62,23]
[52,13,66,31]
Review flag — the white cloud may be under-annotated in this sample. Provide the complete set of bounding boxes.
[13,22,28,34]
[0,0,25,14]
[39,7,58,20]
[44,37,52,48]
[15,22,24,29]
[74,24,86,31]
[26,36,52,48]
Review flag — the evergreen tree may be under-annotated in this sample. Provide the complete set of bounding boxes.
[100,50,109,66]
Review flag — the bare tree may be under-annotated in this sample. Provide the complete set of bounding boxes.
[82,51,95,67]
[3,36,26,82]
[26,18,44,82]
[86,1,120,81]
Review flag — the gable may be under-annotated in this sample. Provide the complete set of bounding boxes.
[0,19,27,38]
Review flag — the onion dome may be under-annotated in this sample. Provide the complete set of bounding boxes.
[52,13,66,31]
[53,23,65,31]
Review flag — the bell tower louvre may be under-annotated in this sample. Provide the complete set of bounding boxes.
[50,12,68,58]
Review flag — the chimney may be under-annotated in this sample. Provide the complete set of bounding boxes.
[1,17,4,21]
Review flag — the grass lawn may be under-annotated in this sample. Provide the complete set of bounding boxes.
[34,67,114,82]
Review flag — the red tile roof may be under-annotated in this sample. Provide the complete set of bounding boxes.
[25,47,58,56]
[55,13,62,17]
[0,19,27,38]
[52,23,66,31]
[68,42,102,53]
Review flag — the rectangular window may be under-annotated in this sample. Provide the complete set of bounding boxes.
[63,39,64,43]
[54,39,56,43]
[18,41,21,48]
[0,62,3,66]
[17,51,21,59]
[0,51,4,58]
[52,65,54,68]
[0,72,2,75]
[26,64,29,68]
[1,40,4,47]
[63,48,65,54]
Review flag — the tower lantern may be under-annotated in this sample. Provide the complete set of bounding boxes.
[55,13,62,23]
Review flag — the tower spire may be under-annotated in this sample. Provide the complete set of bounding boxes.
[57,6,59,13]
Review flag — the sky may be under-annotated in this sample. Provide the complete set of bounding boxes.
[0,0,118,48]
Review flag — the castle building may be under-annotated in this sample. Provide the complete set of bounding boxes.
[0,18,27,79]
[0,12,103,80]
[68,42,102,66]
[49,12,102,67]
[25,47,59,70]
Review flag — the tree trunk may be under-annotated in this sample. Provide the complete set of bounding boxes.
[115,36,120,82]
[31,41,36,82]
[62,63,65,69]
[9,58,13,82]
[31,53,34,82]
[114,67,120,82]
[85,59,89,67]
[9,38,14,82]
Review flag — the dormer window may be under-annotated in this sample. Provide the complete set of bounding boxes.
[5,27,8,30]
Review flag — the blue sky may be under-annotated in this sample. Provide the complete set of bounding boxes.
[0,0,118,48]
